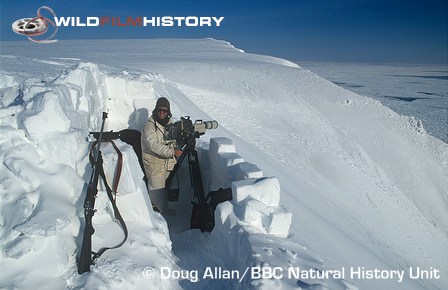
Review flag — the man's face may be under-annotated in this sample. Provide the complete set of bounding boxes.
[157,106,169,119]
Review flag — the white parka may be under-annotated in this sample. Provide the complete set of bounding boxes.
[141,116,177,190]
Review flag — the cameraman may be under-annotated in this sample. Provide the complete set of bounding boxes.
[141,97,182,216]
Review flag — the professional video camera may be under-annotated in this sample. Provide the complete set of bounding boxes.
[165,116,218,150]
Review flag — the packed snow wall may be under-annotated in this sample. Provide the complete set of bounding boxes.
[0,62,181,289]
[195,137,345,289]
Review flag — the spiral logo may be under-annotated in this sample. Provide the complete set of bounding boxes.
[11,6,58,43]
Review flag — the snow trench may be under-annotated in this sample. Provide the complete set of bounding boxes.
[0,62,342,289]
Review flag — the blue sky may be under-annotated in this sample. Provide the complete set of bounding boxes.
[1,0,447,63]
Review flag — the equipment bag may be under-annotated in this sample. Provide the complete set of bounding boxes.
[190,202,214,232]
[167,172,180,202]
[207,187,232,212]
[190,188,231,232]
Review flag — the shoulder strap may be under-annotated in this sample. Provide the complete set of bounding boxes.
[89,140,123,194]
[88,141,128,261]
[92,161,128,261]
[148,117,167,136]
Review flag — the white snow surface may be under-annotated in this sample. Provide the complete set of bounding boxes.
[0,39,447,290]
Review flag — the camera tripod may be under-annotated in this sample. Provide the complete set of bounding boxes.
[165,144,214,232]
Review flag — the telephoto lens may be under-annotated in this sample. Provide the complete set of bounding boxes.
[193,120,218,135]
[204,120,218,129]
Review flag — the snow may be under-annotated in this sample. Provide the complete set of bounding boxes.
[0,38,447,290]
[300,62,448,143]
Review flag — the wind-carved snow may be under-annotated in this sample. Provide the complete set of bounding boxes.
[0,62,179,289]
[0,39,447,290]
